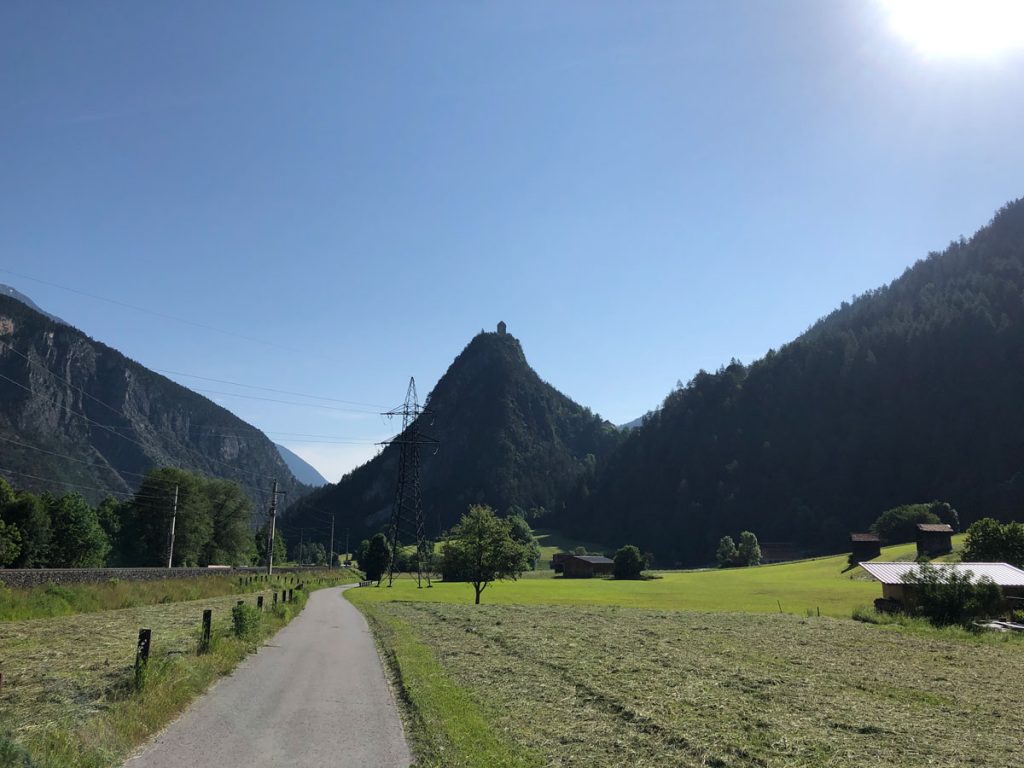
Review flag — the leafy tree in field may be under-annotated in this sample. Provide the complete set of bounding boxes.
[613,545,644,579]
[47,493,109,567]
[901,563,1003,626]
[296,541,328,565]
[962,518,1024,567]
[3,491,51,567]
[870,504,942,544]
[716,535,738,567]
[0,519,22,567]
[738,531,761,566]
[572,545,588,556]
[362,533,391,583]
[440,505,531,604]
[125,469,211,566]
[507,513,541,569]
[203,479,255,565]
[354,539,370,568]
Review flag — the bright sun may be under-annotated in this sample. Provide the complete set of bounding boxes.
[879,0,1024,59]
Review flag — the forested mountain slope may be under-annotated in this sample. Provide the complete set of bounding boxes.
[556,199,1024,566]
[0,294,302,505]
[285,329,622,546]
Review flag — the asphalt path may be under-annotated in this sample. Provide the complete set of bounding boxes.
[124,585,410,768]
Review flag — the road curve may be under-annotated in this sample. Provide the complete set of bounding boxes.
[124,585,410,768]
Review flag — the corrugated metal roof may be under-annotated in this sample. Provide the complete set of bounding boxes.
[572,555,614,564]
[859,562,1024,586]
[916,523,954,533]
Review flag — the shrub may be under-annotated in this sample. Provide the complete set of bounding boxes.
[613,545,644,579]
[231,603,261,641]
[901,563,1003,626]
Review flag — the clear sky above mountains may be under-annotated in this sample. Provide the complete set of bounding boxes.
[2,1,1023,481]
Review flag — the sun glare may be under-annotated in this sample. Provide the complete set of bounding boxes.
[879,0,1024,59]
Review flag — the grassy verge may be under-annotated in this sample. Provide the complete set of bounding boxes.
[352,599,1023,768]
[361,600,543,768]
[0,569,341,622]
[0,572,357,767]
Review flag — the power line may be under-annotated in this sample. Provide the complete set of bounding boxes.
[189,387,380,415]
[152,368,387,409]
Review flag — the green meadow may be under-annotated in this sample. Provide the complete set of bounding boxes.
[354,538,959,618]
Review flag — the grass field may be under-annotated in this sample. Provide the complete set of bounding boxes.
[0,573,356,767]
[360,600,1023,768]
[354,538,963,618]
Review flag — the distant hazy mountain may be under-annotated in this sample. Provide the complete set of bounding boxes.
[618,414,651,430]
[276,443,328,487]
[286,326,622,546]
[0,294,303,504]
[0,284,67,326]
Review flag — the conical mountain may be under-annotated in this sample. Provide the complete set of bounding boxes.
[285,328,622,547]
[555,198,1024,566]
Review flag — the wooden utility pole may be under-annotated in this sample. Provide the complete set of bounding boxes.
[329,514,335,570]
[166,484,179,569]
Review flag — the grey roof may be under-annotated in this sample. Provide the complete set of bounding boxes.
[850,533,881,543]
[860,561,1024,587]
[571,555,614,565]
[916,523,954,533]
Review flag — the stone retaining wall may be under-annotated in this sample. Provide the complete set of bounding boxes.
[0,565,326,589]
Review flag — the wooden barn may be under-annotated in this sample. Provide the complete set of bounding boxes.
[861,562,1024,608]
[562,555,614,578]
[550,552,572,573]
[850,532,882,562]
[916,523,954,558]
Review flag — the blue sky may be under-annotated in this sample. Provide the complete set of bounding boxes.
[2,1,1023,481]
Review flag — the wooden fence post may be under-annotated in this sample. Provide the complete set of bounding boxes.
[134,628,151,689]
[257,595,264,611]
[273,591,278,605]
[199,610,212,654]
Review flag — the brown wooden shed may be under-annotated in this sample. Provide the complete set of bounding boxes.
[550,552,571,573]
[562,555,614,578]
[850,532,882,562]
[916,523,953,558]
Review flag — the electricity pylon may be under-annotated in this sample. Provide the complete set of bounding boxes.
[380,377,437,587]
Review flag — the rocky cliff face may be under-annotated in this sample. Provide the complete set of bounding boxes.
[0,294,302,506]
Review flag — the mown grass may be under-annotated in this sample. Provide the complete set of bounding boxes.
[0,570,333,622]
[360,600,1023,768]
[0,572,357,767]
[364,605,543,768]
[356,537,965,618]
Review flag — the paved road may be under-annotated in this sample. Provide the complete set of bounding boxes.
[125,585,410,768]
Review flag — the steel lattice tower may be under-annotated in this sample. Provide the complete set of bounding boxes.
[380,377,437,588]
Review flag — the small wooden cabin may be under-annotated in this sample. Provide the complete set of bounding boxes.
[850,532,882,562]
[563,555,614,578]
[550,552,572,573]
[916,523,954,558]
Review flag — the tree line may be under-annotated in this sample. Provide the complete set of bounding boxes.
[0,468,273,568]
